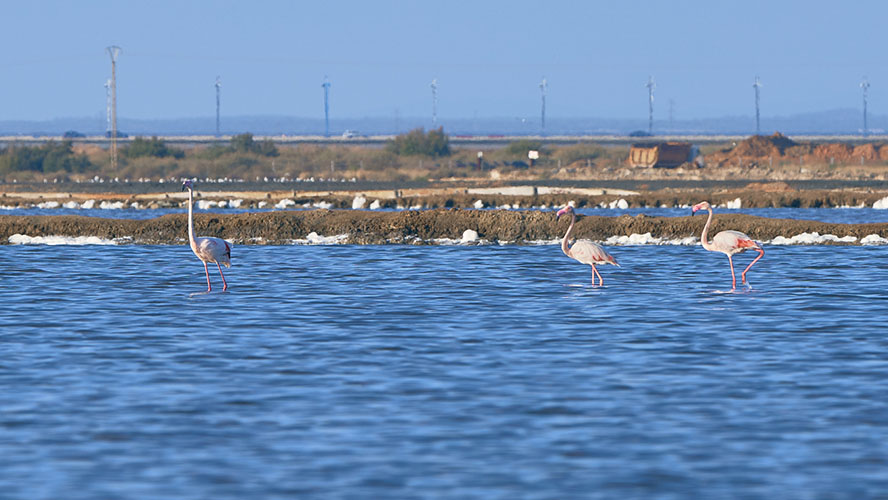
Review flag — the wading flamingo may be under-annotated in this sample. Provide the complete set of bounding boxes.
[692,201,763,289]
[556,205,619,285]
[182,179,231,291]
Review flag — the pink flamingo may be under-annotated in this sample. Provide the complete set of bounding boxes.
[556,205,619,285]
[182,180,231,292]
[692,201,764,289]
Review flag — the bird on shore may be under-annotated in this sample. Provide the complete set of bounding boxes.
[556,205,619,285]
[182,179,231,292]
[692,201,763,289]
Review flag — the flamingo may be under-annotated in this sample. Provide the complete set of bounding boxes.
[692,201,764,289]
[182,179,231,292]
[556,205,619,285]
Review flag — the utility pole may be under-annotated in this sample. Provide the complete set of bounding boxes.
[646,76,655,136]
[430,78,438,126]
[104,79,112,136]
[322,76,331,137]
[753,76,762,135]
[539,77,547,134]
[106,45,121,170]
[215,76,222,137]
[861,77,870,137]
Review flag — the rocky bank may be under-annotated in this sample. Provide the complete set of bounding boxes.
[3,209,887,246]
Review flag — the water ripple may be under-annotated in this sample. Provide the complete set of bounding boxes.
[1,244,887,499]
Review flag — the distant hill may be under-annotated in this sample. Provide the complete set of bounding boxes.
[0,108,882,137]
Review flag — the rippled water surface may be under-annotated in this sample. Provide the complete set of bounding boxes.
[2,243,888,499]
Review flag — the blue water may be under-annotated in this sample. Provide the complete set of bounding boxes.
[5,206,888,223]
[2,243,888,499]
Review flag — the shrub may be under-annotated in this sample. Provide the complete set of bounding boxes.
[552,144,607,164]
[386,127,451,157]
[504,139,544,158]
[123,136,184,159]
[230,133,278,157]
[0,140,93,173]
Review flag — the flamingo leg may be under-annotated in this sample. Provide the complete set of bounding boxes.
[591,264,603,286]
[727,254,737,289]
[216,262,228,291]
[741,248,764,284]
[203,261,212,292]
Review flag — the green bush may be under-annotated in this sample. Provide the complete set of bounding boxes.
[0,140,92,173]
[230,133,279,157]
[123,136,184,159]
[386,127,451,157]
[504,139,544,158]
[552,144,607,164]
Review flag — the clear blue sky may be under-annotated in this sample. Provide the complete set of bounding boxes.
[1,0,885,122]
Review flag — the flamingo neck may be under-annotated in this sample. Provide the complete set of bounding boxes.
[700,206,714,250]
[187,187,197,247]
[561,213,575,256]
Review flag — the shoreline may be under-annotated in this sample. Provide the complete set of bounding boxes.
[3,209,887,246]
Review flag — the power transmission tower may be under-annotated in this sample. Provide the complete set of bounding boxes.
[646,76,655,135]
[106,45,121,169]
[430,78,438,126]
[322,76,331,137]
[539,77,548,134]
[860,77,870,137]
[753,76,762,135]
[215,76,222,137]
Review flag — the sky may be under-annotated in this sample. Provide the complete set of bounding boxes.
[1,0,886,122]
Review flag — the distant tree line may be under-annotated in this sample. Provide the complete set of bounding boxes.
[0,140,92,174]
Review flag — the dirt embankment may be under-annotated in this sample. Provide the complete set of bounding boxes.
[2,210,887,245]
[707,133,888,166]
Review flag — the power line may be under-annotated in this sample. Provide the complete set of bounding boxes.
[753,76,762,135]
[430,78,438,126]
[860,77,870,137]
[539,77,547,134]
[646,76,655,135]
[106,45,121,170]
[215,76,221,137]
[322,76,331,137]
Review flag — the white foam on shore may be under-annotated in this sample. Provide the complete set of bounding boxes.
[275,199,296,209]
[723,198,742,209]
[605,232,698,246]
[861,234,888,245]
[289,232,349,245]
[604,198,629,209]
[9,234,119,245]
[429,237,493,245]
[873,196,888,209]
[461,229,479,243]
[767,232,857,245]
